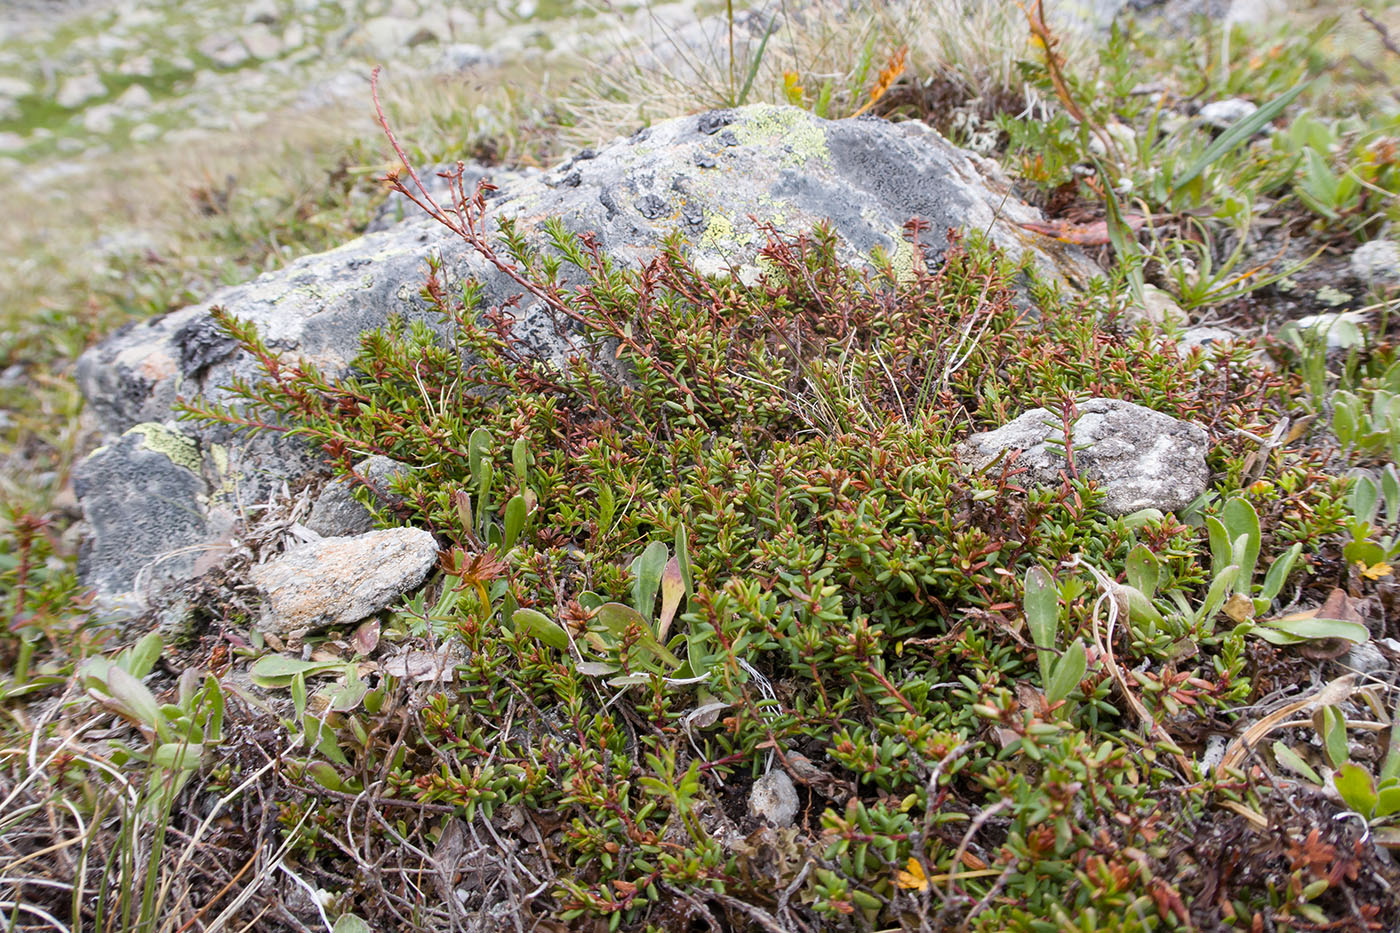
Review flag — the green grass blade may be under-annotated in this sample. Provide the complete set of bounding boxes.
[1173,82,1308,193]
[735,20,776,107]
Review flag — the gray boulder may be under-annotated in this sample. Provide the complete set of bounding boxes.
[250,527,439,636]
[74,104,1099,604]
[957,398,1210,515]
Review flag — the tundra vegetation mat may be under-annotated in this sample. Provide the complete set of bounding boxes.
[3,1,1400,931]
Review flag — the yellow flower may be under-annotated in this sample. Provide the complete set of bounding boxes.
[1359,560,1393,581]
[895,857,929,892]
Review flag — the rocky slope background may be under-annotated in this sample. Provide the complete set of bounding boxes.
[4,0,1400,930]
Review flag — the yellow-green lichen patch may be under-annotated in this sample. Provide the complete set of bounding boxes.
[699,210,755,254]
[207,442,240,497]
[125,422,201,473]
[882,235,918,283]
[732,105,830,169]
[208,442,229,476]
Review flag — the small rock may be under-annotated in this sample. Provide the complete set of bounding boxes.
[116,83,152,108]
[282,21,306,50]
[305,455,413,537]
[250,528,439,634]
[198,35,251,68]
[243,0,282,24]
[1128,283,1187,328]
[350,16,431,57]
[82,103,120,133]
[1087,120,1136,160]
[0,76,32,98]
[241,24,284,60]
[0,131,25,152]
[1350,239,1400,290]
[957,398,1211,515]
[1199,98,1258,131]
[1225,0,1287,28]
[1289,311,1367,350]
[748,770,798,827]
[1175,326,1238,358]
[1341,641,1388,677]
[1200,734,1229,774]
[119,55,155,77]
[436,43,498,71]
[56,72,106,109]
[129,123,160,143]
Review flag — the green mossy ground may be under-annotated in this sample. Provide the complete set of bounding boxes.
[3,2,1400,930]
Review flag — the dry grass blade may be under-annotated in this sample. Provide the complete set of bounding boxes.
[1216,674,1360,778]
[1071,555,1196,778]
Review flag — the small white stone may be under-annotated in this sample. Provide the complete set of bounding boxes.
[250,528,439,634]
[1351,240,1400,288]
[241,24,284,60]
[82,104,120,134]
[0,76,32,98]
[1290,311,1367,350]
[119,55,154,76]
[282,21,306,50]
[1199,98,1258,130]
[1226,0,1286,28]
[1200,733,1229,774]
[1130,284,1187,328]
[1175,326,1237,359]
[198,35,251,68]
[748,770,798,827]
[56,73,106,109]
[244,0,282,24]
[116,83,152,108]
[129,123,160,143]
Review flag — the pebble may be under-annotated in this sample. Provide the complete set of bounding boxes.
[1341,641,1388,677]
[1350,239,1400,289]
[748,770,799,827]
[56,72,105,108]
[241,24,284,60]
[116,83,151,108]
[1199,98,1258,130]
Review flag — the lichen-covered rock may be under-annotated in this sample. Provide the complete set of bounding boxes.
[956,398,1210,515]
[74,104,1099,606]
[249,528,439,635]
[71,421,236,607]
